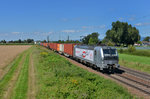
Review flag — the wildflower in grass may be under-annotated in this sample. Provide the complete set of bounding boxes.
[71,79,78,85]
[40,52,48,57]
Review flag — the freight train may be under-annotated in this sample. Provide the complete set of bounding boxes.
[40,43,120,71]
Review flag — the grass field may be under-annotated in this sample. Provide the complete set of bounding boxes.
[119,53,150,73]
[118,48,150,57]
[33,46,134,99]
[0,45,136,99]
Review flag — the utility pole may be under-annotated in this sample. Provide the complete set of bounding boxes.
[59,32,61,41]
[67,35,69,41]
[47,36,49,43]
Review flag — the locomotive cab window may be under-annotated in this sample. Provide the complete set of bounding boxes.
[103,49,117,56]
[94,50,96,55]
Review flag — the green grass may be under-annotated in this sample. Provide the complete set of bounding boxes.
[0,51,25,98]
[33,46,135,99]
[11,49,31,99]
[119,53,150,73]
[118,49,150,57]
[119,54,150,65]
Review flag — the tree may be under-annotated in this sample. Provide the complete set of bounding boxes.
[143,36,150,42]
[27,39,34,43]
[43,40,47,43]
[105,21,140,46]
[81,35,91,44]
[137,41,142,44]
[1,40,6,43]
[82,32,99,45]
[18,39,22,43]
[89,37,95,45]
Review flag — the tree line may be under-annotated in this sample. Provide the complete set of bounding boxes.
[0,39,34,44]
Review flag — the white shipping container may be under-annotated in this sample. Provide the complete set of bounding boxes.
[59,44,64,52]
[75,48,94,61]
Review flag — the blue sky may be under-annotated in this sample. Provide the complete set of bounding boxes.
[0,0,150,41]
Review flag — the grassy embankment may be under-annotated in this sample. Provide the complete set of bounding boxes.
[118,49,150,73]
[33,46,135,99]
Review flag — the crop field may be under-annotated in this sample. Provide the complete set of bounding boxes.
[0,45,31,79]
[0,45,136,99]
[119,53,150,73]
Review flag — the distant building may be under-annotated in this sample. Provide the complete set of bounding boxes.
[142,41,150,46]
[34,41,41,45]
[134,43,141,46]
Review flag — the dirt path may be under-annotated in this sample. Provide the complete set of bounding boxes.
[0,45,31,79]
[2,53,27,99]
[28,53,36,99]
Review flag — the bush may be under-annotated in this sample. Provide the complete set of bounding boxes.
[128,45,136,53]
[107,41,115,46]
[132,50,150,57]
[119,48,124,53]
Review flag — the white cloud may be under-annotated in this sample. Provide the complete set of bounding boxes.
[82,25,106,29]
[41,32,53,36]
[12,32,20,34]
[118,17,124,21]
[128,17,136,21]
[134,23,142,26]
[134,22,150,26]
[61,30,76,33]
[61,18,68,22]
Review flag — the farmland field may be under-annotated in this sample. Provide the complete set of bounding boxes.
[0,45,31,79]
[119,53,150,73]
[0,45,136,99]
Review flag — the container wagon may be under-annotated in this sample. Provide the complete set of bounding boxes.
[59,44,64,54]
[49,43,57,51]
[64,44,76,57]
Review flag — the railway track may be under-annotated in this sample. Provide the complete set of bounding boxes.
[120,66,150,81]
[114,66,150,97]
[109,74,150,95]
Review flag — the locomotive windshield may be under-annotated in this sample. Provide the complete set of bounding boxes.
[103,49,117,56]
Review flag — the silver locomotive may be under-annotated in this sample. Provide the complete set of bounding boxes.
[73,45,120,71]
